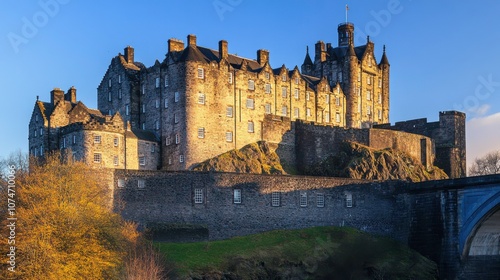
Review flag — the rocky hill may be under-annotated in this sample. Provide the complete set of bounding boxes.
[192,141,448,182]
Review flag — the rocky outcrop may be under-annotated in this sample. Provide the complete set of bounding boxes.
[305,142,449,182]
[192,141,285,174]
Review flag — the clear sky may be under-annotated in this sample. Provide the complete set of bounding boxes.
[2,0,500,167]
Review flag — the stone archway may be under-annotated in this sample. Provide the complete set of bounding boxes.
[467,206,500,256]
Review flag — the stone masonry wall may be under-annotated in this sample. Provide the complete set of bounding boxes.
[114,170,411,242]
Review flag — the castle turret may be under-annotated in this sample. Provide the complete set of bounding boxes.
[124,46,134,64]
[379,45,390,124]
[344,40,359,128]
[301,46,314,74]
[338,22,354,47]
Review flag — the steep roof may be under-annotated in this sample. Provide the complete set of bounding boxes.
[196,46,262,71]
[302,47,313,66]
[328,44,368,61]
[36,101,53,121]
[379,46,390,66]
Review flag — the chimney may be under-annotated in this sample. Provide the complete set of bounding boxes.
[50,88,65,105]
[124,46,134,64]
[219,40,228,60]
[65,86,77,103]
[257,49,269,66]
[168,38,184,53]
[315,41,326,63]
[187,34,197,47]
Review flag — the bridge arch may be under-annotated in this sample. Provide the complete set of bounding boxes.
[461,191,500,257]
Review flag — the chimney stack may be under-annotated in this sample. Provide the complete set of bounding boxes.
[65,86,77,103]
[124,46,134,64]
[187,34,197,47]
[50,88,65,105]
[219,40,228,60]
[168,38,184,53]
[257,49,269,66]
[315,41,326,63]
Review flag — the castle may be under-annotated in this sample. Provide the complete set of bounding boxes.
[28,22,466,178]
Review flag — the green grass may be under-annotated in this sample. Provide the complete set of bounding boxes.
[156,226,438,279]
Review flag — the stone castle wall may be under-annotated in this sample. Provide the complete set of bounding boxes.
[114,170,411,242]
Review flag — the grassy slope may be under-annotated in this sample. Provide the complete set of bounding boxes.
[156,226,437,279]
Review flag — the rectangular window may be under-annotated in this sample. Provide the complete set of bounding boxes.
[142,104,146,113]
[117,179,125,188]
[306,91,310,101]
[114,137,119,147]
[194,188,203,204]
[335,96,340,106]
[367,105,372,115]
[155,120,160,130]
[265,72,270,80]
[316,193,325,207]
[247,121,254,133]
[118,75,121,84]
[282,75,286,82]
[142,85,145,95]
[307,108,311,117]
[229,72,233,84]
[378,93,382,104]
[126,105,130,115]
[234,189,242,204]
[108,109,113,116]
[137,179,145,189]
[378,78,382,88]
[367,76,371,85]
[168,158,172,165]
[294,89,299,99]
[326,94,330,104]
[198,93,205,104]
[300,192,307,207]
[108,92,112,102]
[294,107,299,118]
[198,127,205,138]
[108,78,112,88]
[118,89,122,99]
[72,135,76,144]
[40,145,44,155]
[295,77,299,85]
[93,153,101,163]
[248,80,255,90]
[139,156,145,166]
[378,109,382,120]
[246,98,254,109]
[174,92,180,102]
[226,106,233,117]
[179,155,184,163]
[271,192,280,207]
[62,137,66,148]
[281,106,287,117]
[94,135,101,144]
[357,72,361,82]
[175,134,180,144]
[226,131,233,142]
[155,99,160,108]
[113,156,119,166]
[165,76,169,87]
[142,122,146,130]
[166,137,172,146]
[336,112,341,123]
[155,77,160,88]
[325,112,330,123]
[281,87,287,98]
[40,128,43,136]
[265,103,271,114]
[164,99,169,108]
[346,193,353,208]
[151,144,155,153]
[265,83,271,94]
[367,90,371,100]
[174,114,179,124]
[197,68,204,79]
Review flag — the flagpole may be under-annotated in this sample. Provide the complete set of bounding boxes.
[345,4,349,23]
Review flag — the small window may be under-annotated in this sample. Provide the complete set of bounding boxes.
[113,156,119,166]
[346,193,353,208]
[166,137,172,146]
[367,105,372,115]
[294,107,299,118]
[198,93,205,104]
[174,92,180,102]
[300,192,307,207]
[72,135,76,144]
[357,72,361,82]
[35,115,38,122]
[265,103,271,114]
[317,193,325,207]
[335,96,340,106]
[281,106,287,117]
[114,137,119,147]
[234,189,242,204]
[108,78,112,88]
[336,112,341,123]
[155,77,160,88]
[151,144,155,153]
[142,85,145,95]
[164,99,169,108]
[294,89,299,99]
[367,91,371,101]
[94,135,101,144]
[40,145,43,156]
[142,104,146,113]
[179,155,184,163]
[108,109,113,115]
[246,99,254,109]
[307,108,311,117]
[40,128,43,136]
[367,76,371,85]
[378,93,382,104]
[226,131,233,142]
[197,68,204,79]
[295,77,299,85]
[118,89,122,99]
[282,74,286,82]
[175,134,180,144]
[126,105,130,116]
[198,127,205,138]
[226,106,233,117]
[326,94,330,104]
[378,110,382,120]
[62,137,66,148]
[168,158,172,165]
[306,91,310,101]
[229,72,233,84]
[137,179,145,189]
[118,75,122,84]
[117,179,125,188]
[108,92,112,102]
[93,153,102,163]
[155,99,160,108]
[325,112,330,123]
[378,78,382,88]
[174,114,179,124]
[194,188,203,204]
[265,72,270,80]
[247,121,254,133]
[265,83,271,94]
[155,120,160,130]
[271,192,280,207]
[139,156,145,166]
[281,87,287,98]
[164,76,169,87]
[248,80,255,90]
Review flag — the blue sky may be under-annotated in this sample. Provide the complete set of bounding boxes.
[2,0,500,166]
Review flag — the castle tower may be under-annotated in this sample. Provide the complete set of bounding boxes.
[338,22,354,47]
